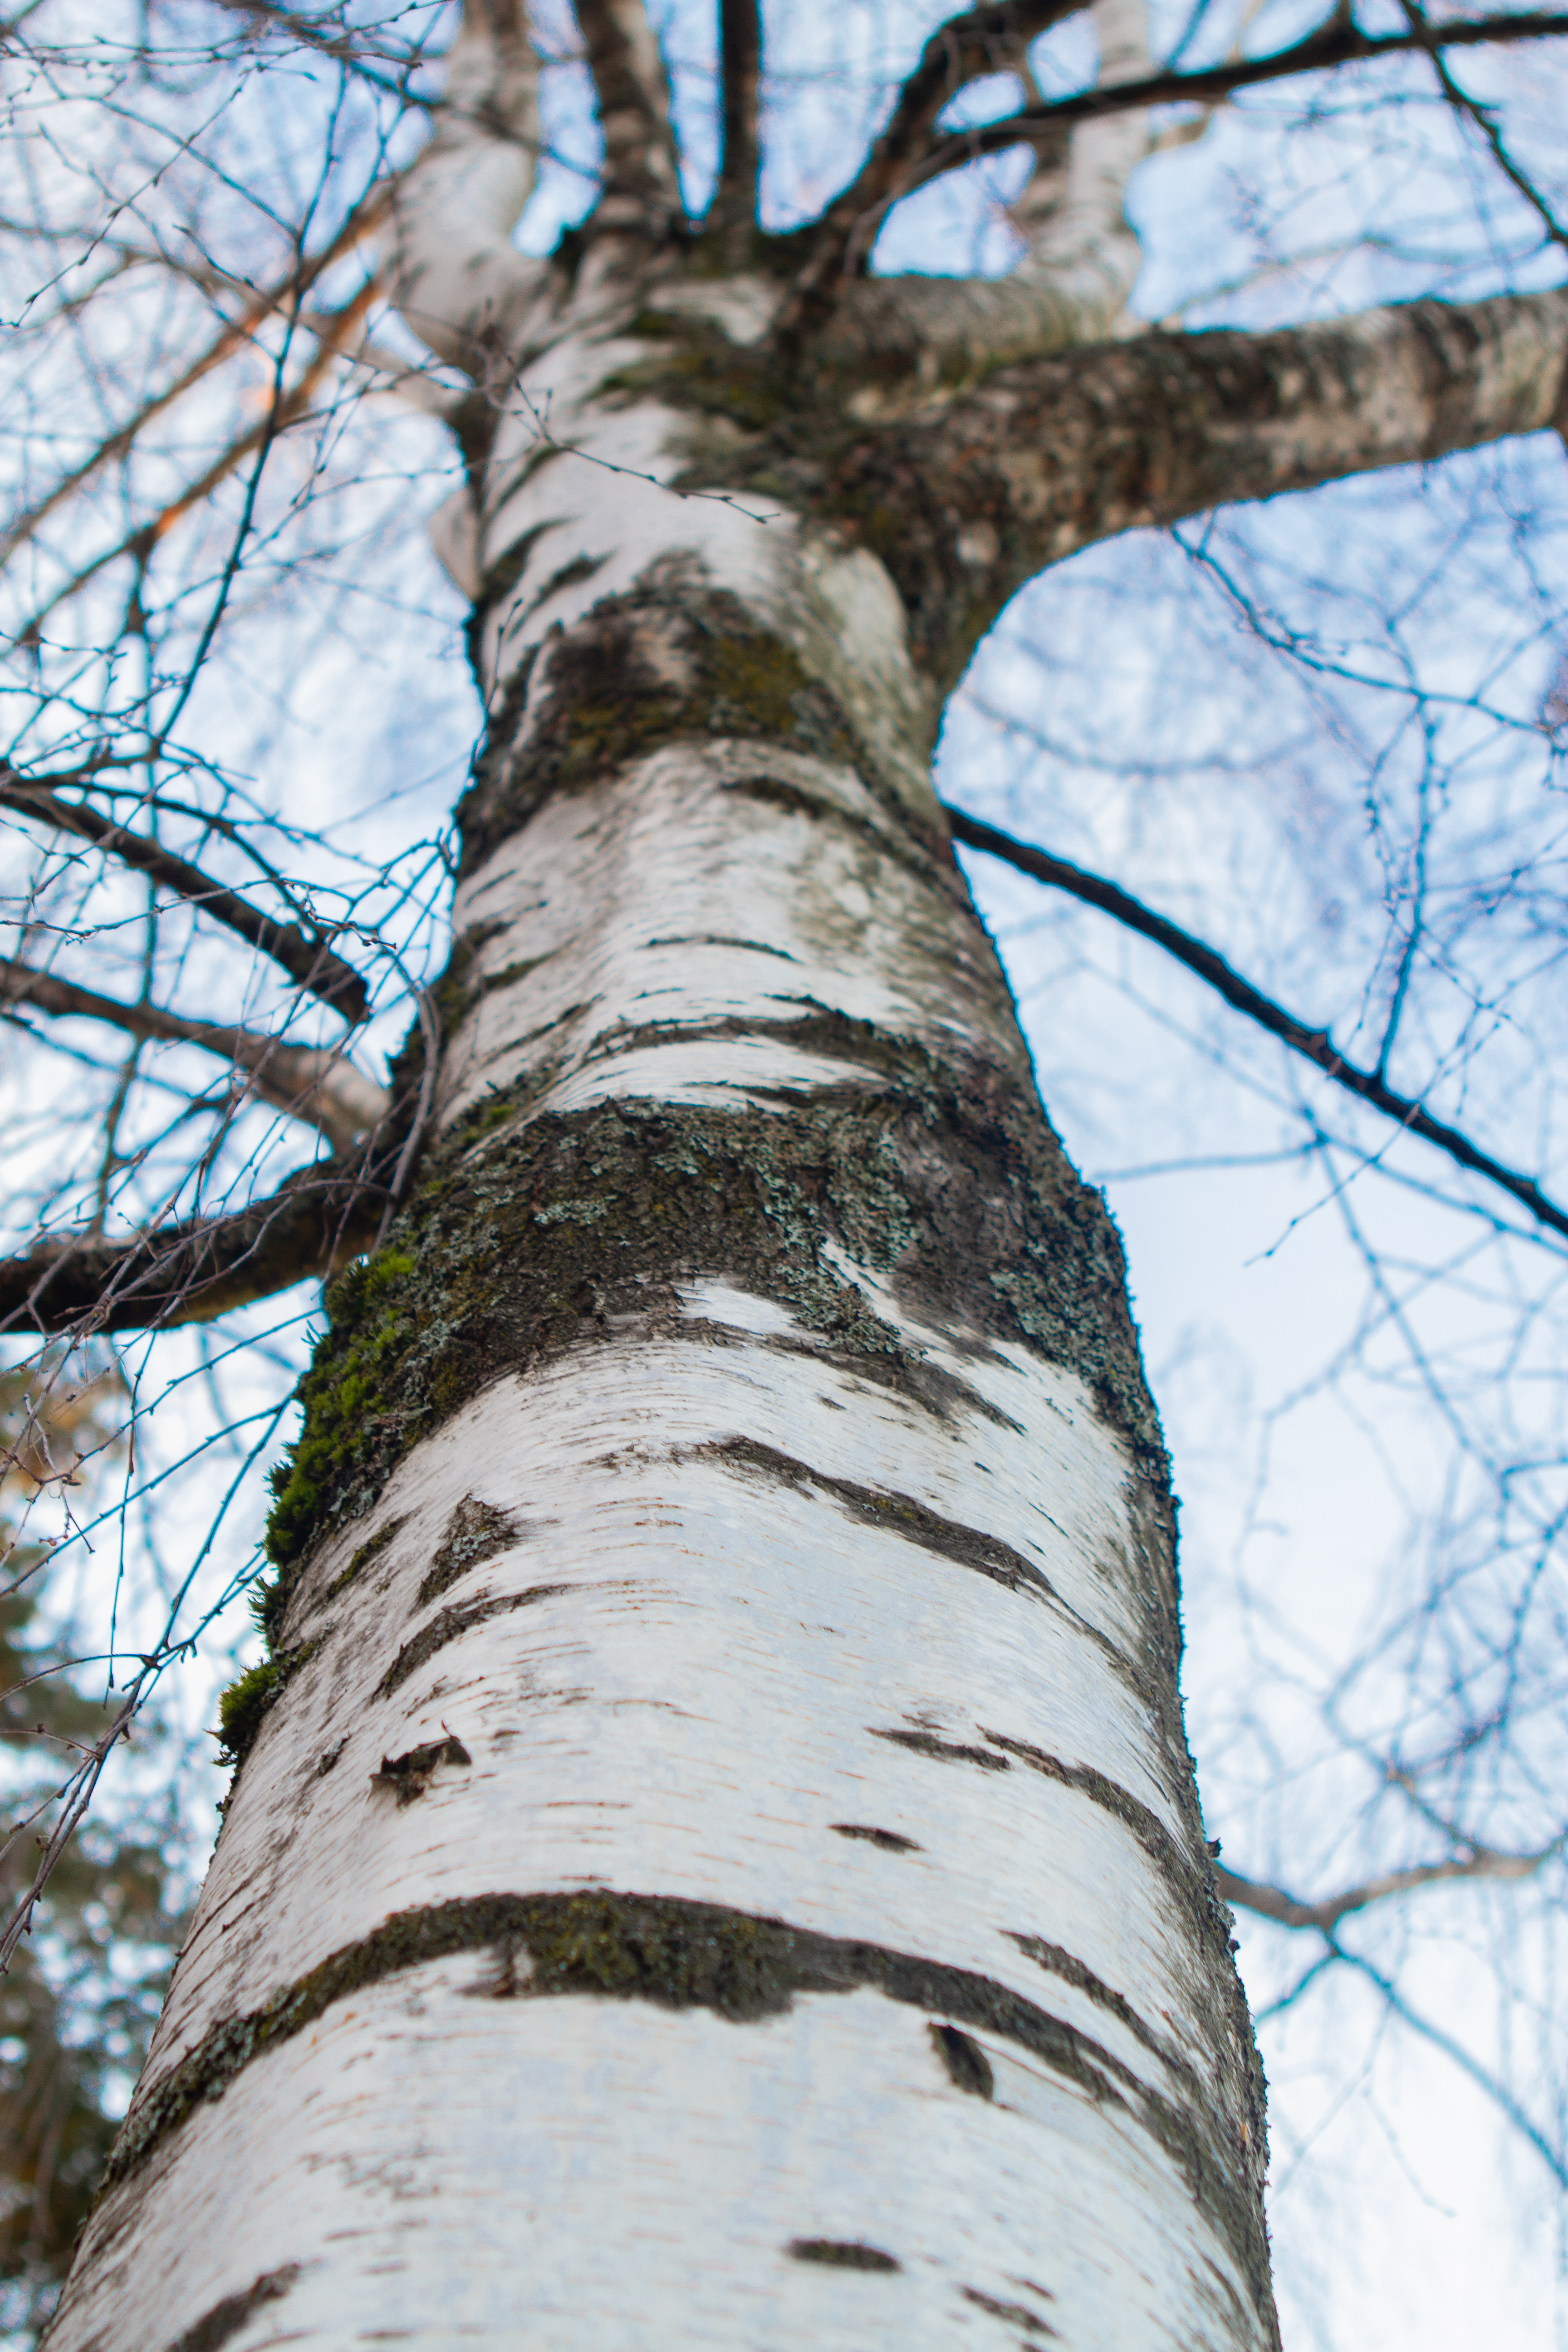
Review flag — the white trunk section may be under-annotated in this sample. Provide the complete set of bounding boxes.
[51,1302,1257,2350]
[46,299,1270,2352]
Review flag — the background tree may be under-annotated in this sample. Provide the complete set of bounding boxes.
[0,1367,183,2346]
[1,0,1566,2345]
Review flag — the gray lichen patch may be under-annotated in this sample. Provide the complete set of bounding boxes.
[418,1493,525,1609]
[99,1887,1273,2330]
[263,1028,1171,1646]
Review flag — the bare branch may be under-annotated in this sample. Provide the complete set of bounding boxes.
[16,274,382,638]
[904,8,1568,197]
[0,958,389,1152]
[0,1154,388,1338]
[710,0,763,249]
[784,2,1082,324]
[1399,0,1568,255]
[0,775,371,1023]
[207,0,430,95]
[944,803,1568,1241]
[1330,1946,1568,2189]
[1216,1840,1559,1935]
[576,0,683,236]
[0,188,393,572]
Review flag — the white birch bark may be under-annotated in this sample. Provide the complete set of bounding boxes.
[40,5,1412,2344]
[44,261,1271,2343]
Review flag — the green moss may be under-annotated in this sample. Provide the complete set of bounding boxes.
[457,588,864,872]
[215,1659,280,1763]
[263,1246,422,1580]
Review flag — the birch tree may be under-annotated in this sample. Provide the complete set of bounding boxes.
[5,1,1568,2344]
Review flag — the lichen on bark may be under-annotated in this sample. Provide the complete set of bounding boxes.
[258,1024,1168,1648]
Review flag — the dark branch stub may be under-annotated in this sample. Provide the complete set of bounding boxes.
[711,0,763,246]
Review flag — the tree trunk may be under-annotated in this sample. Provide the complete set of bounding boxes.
[42,260,1278,2350]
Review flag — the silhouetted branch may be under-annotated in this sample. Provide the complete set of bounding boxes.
[710,0,763,246]
[0,958,388,1150]
[577,0,683,234]
[0,1154,388,1338]
[944,803,1568,1240]
[903,8,1568,202]
[1216,1838,1559,1934]
[0,774,370,1022]
[1399,0,1568,256]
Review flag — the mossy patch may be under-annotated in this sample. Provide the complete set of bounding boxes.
[215,1660,280,1765]
[457,583,866,872]
[259,1020,1169,1658]
[261,1246,422,1616]
[215,1639,317,1767]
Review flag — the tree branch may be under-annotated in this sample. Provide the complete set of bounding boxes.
[904,7,1568,196]
[826,286,1568,685]
[944,804,1568,1241]
[0,775,370,1023]
[575,0,683,237]
[391,0,543,368]
[1215,1839,1559,1935]
[1399,0,1568,257]
[0,1155,387,1338]
[709,0,763,250]
[0,959,388,1152]
[784,1,1083,326]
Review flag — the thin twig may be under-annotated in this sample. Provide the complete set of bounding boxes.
[1398,0,1568,256]
[1216,1837,1559,1934]
[902,9,1568,207]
